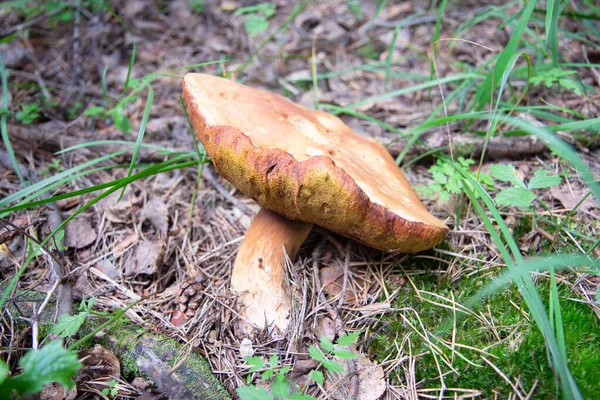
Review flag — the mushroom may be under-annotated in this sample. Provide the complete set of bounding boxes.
[182,73,447,332]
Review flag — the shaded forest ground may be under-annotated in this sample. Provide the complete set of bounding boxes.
[1,0,599,399]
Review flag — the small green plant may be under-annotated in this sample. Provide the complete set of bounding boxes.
[50,297,96,338]
[530,67,584,96]
[188,0,204,14]
[102,378,119,397]
[417,157,493,202]
[84,103,133,134]
[233,3,277,37]
[347,0,363,20]
[0,340,82,398]
[39,158,65,178]
[66,101,84,120]
[15,103,42,124]
[489,163,562,208]
[237,332,360,400]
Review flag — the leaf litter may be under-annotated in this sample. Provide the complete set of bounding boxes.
[0,0,599,399]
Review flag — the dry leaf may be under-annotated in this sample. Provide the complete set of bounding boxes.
[325,352,386,400]
[320,264,357,302]
[239,338,254,358]
[41,383,76,400]
[65,216,97,249]
[127,240,162,276]
[141,198,169,236]
[115,232,139,253]
[76,344,121,391]
[551,186,598,213]
[313,317,336,342]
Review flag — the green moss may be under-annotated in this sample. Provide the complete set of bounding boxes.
[371,266,600,398]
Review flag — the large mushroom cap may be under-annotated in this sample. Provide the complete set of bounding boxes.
[183,73,447,252]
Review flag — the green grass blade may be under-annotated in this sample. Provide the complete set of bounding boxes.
[342,73,481,111]
[124,42,136,91]
[0,149,130,210]
[118,85,154,201]
[545,0,561,65]
[472,0,537,110]
[101,65,109,105]
[0,52,25,185]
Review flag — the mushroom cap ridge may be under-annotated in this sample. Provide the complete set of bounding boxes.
[183,73,448,252]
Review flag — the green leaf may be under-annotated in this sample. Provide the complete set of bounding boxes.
[495,187,536,208]
[262,369,274,380]
[83,106,106,117]
[308,345,325,362]
[322,359,345,373]
[280,366,291,375]
[50,312,88,338]
[268,354,279,368]
[478,173,495,188]
[79,297,97,312]
[245,356,265,372]
[431,168,447,185]
[237,385,275,400]
[308,370,324,385]
[245,14,269,37]
[489,164,524,187]
[438,190,450,202]
[112,106,132,134]
[332,349,356,360]
[271,374,291,399]
[319,336,334,352]
[445,175,463,194]
[528,169,562,189]
[337,331,360,346]
[0,360,8,386]
[1,341,82,395]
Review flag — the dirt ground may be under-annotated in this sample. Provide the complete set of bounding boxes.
[1,0,599,399]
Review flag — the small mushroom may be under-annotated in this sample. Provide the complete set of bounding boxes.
[183,74,448,332]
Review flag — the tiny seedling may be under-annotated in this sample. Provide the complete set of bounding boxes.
[188,0,204,14]
[237,332,360,400]
[50,297,97,338]
[233,3,277,37]
[347,0,363,20]
[417,157,493,202]
[39,158,65,178]
[102,379,119,397]
[15,103,42,124]
[530,67,585,96]
[489,163,562,208]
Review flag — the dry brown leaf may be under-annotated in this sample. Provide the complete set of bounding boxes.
[98,186,133,211]
[76,344,121,390]
[141,198,169,236]
[320,264,357,302]
[313,316,336,342]
[115,232,139,253]
[551,185,598,213]
[65,216,97,249]
[325,352,386,400]
[127,240,162,276]
[41,383,76,400]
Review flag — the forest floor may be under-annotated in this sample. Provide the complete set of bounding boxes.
[1,1,599,399]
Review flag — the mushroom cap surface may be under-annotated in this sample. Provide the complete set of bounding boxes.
[183,73,447,252]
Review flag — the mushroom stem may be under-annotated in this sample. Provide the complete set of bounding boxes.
[231,208,313,332]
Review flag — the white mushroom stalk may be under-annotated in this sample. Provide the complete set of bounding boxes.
[231,208,313,332]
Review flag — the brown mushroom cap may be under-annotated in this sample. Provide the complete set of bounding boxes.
[183,73,447,252]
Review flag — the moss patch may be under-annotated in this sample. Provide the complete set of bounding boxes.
[370,266,600,398]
